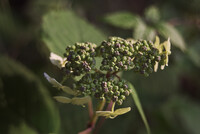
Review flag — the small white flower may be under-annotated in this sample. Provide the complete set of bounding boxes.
[153,36,162,72]
[154,62,159,72]
[154,36,163,53]
[153,37,171,71]
[160,38,171,70]
[163,38,171,66]
[49,52,67,69]
[44,72,62,88]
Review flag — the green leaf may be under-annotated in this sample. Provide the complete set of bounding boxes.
[133,19,147,39]
[144,6,160,23]
[145,27,156,41]
[104,11,139,29]
[42,10,106,56]
[0,56,60,133]
[128,82,151,134]
[156,22,186,51]
[133,18,156,40]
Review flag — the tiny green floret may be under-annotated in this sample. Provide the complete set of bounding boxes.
[63,42,97,76]
[98,37,134,72]
[76,72,131,105]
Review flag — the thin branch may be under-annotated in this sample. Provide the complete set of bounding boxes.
[112,71,119,75]
[90,98,106,127]
[79,98,106,134]
[78,127,93,134]
[88,100,94,119]
[60,76,68,84]
[93,101,114,134]
[114,74,121,80]
[93,68,103,74]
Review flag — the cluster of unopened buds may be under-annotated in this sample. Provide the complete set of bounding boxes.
[44,36,171,120]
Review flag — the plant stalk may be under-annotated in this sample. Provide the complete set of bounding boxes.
[79,98,106,134]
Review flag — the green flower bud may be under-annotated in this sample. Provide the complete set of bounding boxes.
[117,99,123,105]
[115,91,120,96]
[119,88,124,93]
[120,95,126,100]
[113,86,119,91]
[124,90,130,96]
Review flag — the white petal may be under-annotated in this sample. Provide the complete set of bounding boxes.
[44,72,62,89]
[161,65,165,70]
[165,54,169,66]
[154,62,159,72]
[154,36,160,48]
[163,38,171,55]
[49,52,66,69]
[44,73,79,95]
[154,36,163,53]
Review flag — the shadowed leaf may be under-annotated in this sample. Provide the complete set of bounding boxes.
[128,82,151,134]
[9,121,37,134]
[0,56,60,133]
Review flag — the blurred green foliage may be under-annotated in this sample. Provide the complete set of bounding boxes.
[0,0,200,134]
[0,56,60,133]
[104,6,187,51]
[42,10,105,55]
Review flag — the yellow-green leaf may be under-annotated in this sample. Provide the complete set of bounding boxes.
[53,96,72,103]
[96,107,131,119]
[54,96,91,106]
[128,82,151,134]
[71,96,91,105]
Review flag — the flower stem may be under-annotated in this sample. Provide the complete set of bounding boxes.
[79,98,106,134]
[88,100,94,119]
[93,101,114,134]
[61,76,68,84]
[93,68,103,74]
[90,98,106,127]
